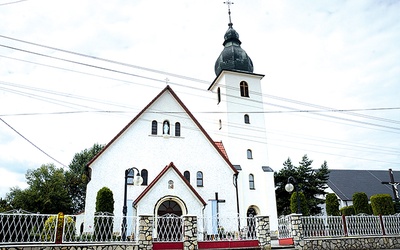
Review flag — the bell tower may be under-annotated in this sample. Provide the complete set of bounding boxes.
[208,2,277,226]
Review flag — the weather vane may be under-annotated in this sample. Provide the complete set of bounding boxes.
[223,1,234,26]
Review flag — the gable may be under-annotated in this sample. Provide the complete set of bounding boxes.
[86,85,237,175]
[134,162,206,206]
[328,169,400,201]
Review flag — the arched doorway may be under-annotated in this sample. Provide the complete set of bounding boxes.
[246,207,258,238]
[156,199,183,241]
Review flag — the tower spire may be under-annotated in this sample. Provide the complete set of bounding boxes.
[223,1,234,27]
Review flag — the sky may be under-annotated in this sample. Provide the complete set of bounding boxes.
[0,0,399,199]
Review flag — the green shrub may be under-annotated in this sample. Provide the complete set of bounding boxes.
[326,193,340,216]
[353,192,371,214]
[371,194,395,215]
[290,191,309,215]
[340,205,355,215]
[94,187,114,241]
[42,212,75,242]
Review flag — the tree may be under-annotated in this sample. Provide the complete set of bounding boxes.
[0,197,11,212]
[326,193,340,216]
[95,187,114,213]
[353,192,371,214]
[65,143,104,214]
[6,164,72,214]
[275,154,330,216]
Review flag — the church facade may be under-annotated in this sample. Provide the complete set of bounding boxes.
[83,16,278,232]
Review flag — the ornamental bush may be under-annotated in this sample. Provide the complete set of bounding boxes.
[353,192,371,214]
[340,205,355,215]
[290,191,309,215]
[370,194,395,215]
[94,187,114,241]
[326,193,340,216]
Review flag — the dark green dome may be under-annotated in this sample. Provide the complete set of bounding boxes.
[214,24,254,76]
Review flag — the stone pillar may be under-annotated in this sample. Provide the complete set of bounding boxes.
[183,215,198,250]
[256,215,271,250]
[290,214,304,250]
[138,215,153,250]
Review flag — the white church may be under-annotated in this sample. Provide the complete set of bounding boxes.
[83,12,279,232]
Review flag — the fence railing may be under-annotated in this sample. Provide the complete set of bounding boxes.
[197,215,257,241]
[298,214,400,238]
[0,210,259,245]
[0,210,57,244]
[0,210,139,245]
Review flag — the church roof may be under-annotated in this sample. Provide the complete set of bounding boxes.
[327,169,400,201]
[215,141,228,159]
[86,85,238,174]
[133,162,207,206]
[214,23,254,76]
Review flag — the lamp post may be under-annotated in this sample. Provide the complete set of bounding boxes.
[285,176,301,214]
[122,167,143,241]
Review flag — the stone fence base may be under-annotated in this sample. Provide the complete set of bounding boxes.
[302,236,400,250]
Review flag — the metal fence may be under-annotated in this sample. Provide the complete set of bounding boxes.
[277,215,291,239]
[0,210,259,245]
[299,214,400,238]
[0,210,139,245]
[0,210,57,244]
[197,215,257,241]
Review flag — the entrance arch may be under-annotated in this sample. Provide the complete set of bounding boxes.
[246,206,259,238]
[154,196,186,241]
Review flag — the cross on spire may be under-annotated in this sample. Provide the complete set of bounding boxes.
[223,1,234,27]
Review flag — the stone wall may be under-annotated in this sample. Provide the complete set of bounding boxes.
[303,236,400,250]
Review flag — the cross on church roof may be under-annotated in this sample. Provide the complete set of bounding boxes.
[223,1,234,26]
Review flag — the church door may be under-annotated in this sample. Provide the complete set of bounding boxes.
[247,207,257,238]
[156,200,183,241]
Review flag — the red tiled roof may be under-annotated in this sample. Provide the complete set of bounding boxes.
[215,141,228,159]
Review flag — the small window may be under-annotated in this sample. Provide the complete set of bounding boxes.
[151,120,157,135]
[240,81,249,97]
[184,171,190,183]
[175,122,181,137]
[247,149,253,159]
[141,169,148,186]
[217,87,221,104]
[163,120,170,135]
[219,119,222,130]
[244,114,250,124]
[196,171,203,187]
[249,174,255,190]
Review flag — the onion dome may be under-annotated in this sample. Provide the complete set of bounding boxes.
[214,23,254,76]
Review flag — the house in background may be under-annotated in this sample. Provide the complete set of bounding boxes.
[82,14,279,234]
[326,169,400,209]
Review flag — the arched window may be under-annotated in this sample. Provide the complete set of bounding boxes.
[249,174,255,190]
[244,114,250,124]
[196,171,203,187]
[163,120,170,135]
[217,87,221,104]
[151,120,157,135]
[247,149,253,159]
[141,169,148,186]
[240,81,249,97]
[184,171,190,183]
[175,122,181,137]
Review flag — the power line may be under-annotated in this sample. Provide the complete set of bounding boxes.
[0,117,67,167]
